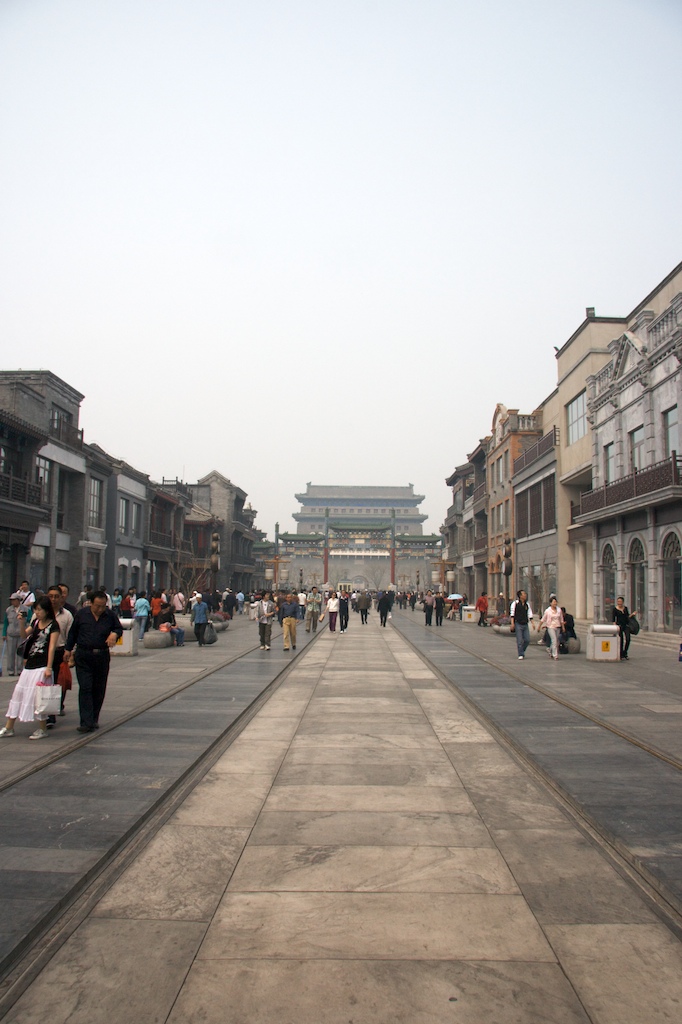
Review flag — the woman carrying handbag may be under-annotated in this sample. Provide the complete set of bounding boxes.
[0,596,59,739]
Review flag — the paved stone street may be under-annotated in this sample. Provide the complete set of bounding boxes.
[1,611,681,1023]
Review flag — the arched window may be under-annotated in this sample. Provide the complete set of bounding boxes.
[602,543,616,620]
[662,532,681,632]
[628,538,646,624]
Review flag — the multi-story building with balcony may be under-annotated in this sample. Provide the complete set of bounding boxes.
[0,406,50,597]
[574,262,682,631]
[458,442,490,601]
[443,462,473,596]
[487,405,542,608]
[189,471,258,592]
[0,370,117,593]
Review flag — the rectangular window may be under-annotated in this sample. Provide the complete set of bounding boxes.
[132,502,141,536]
[504,499,509,529]
[542,475,556,531]
[86,550,99,590]
[528,482,542,536]
[566,391,587,445]
[603,442,615,484]
[503,450,509,481]
[119,496,130,534]
[663,406,679,459]
[630,426,645,472]
[35,456,51,502]
[50,405,72,431]
[88,477,102,528]
[516,492,528,539]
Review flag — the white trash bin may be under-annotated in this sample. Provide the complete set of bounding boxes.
[462,606,477,623]
[586,624,620,662]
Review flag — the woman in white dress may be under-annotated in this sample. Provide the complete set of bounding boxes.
[0,596,59,739]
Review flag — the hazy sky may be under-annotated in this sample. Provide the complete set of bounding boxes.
[1,0,680,537]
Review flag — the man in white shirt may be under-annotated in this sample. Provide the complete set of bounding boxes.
[509,590,534,660]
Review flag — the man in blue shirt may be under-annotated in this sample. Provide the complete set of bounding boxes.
[191,596,210,645]
[280,594,298,651]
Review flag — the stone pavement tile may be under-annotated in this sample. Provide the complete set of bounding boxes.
[492,828,625,882]
[169,772,274,827]
[0,846,104,873]
[443,741,531,777]
[248,699,310,718]
[519,877,659,925]
[93,825,250,921]
[211,740,290,774]
[199,892,555,961]
[282,744,453,766]
[305,696,422,711]
[545,923,682,1024]
[236,718,301,740]
[457,776,570,829]
[249,810,491,847]
[5,918,206,1024]
[0,899,58,969]
[264,784,473,813]
[228,845,520,894]
[419,717,498,743]
[289,734,449,752]
[274,762,460,786]
[295,715,432,735]
[167,958,591,1024]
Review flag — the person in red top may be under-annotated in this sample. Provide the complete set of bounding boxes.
[150,591,164,629]
[475,591,489,627]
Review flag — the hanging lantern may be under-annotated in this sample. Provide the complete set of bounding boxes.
[265,568,274,581]
[431,571,440,584]
[446,570,455,582]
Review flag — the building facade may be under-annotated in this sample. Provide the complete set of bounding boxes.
[575,264,682,631]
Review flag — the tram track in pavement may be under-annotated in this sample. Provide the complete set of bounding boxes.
[0,626,287,796]
[389,611,682,922]
[395,620,682,774]
[0,623,323,1008]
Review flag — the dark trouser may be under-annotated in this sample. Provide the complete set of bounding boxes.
[360,608,368,624]
[380,610,388,626]
[515,623,530,657]
[195,622,207,645]
[425,607,433,625]
[340,609,349,631]
[74,650,110,728]
[435,609,443,626]
[478,611,486,626]
[619,626,631,658]
[259,622,272,647]
[328,612,338,631]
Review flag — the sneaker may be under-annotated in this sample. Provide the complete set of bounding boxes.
[292,645,296,649]
[29,729,48,740]
[265,645,270,650]
[58,709,66,716]
[518,655,524,660]
[260,645,265,650]
[0,727,15,737]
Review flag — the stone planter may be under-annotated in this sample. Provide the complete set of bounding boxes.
[492,624,513,636]
[143,631,173,649]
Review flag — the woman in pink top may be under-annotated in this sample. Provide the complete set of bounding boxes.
[540,597,564,660]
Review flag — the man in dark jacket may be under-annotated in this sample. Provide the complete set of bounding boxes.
[377,591,391,627]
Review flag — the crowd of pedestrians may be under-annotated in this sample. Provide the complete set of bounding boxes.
[1,574,638,742]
